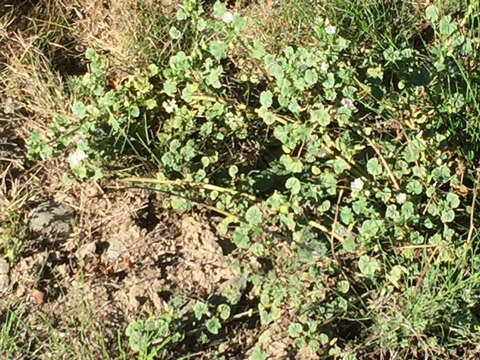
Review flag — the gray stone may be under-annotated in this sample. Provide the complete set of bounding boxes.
[29,201,75,237]
[106,239,128,262]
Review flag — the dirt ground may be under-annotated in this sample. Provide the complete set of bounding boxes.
[1,103,268,358]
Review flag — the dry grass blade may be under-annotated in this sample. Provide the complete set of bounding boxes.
[465,170,479,249]
[366,137,400,191]
[309,220,346,243]
[330,188,344,260]
[413,246,439,297]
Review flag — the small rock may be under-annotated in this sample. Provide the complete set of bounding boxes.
[29,201,75,237]
[76,241,97,261]
[106,239,128,262]
[31,289,45,304]
[0,258,10,291]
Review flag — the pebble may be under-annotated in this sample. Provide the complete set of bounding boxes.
[106,239,128,262]
[0,258,10,291]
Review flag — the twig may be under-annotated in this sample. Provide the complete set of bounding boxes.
[122,177,257,201]
[413,246,439,297]
[465,170,479,249]
[309,220,345,243]
[296,140,305,160]
[422,194,436,215]
[330,189,352,284]
[398,244,438,251]
[202,204,239,221]
[231,309,255,320]
[121,181,240,222]
[330,189,344,260]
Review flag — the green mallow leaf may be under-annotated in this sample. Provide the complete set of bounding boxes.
[206,317,221,335]
[260,90,273,108]
[72,101,87,119]
[367,158,382,176]
[213,1,227,18]
[209,41,228,60]
[245,206,262,226]
[358,255,380,276]
[285,177,301,195]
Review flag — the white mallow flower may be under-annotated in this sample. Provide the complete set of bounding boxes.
[396,193,407,204]
[320,63,329,72]
[221,11,234,23]
[68,149,88,167]
[325,25,336,35]
[162,99,176,113]
[351,178,364,191]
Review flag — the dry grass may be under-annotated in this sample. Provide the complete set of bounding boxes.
[1,1,74,138]
[0,0,173,141]
[71,0,177,68]
[242,0,320,52]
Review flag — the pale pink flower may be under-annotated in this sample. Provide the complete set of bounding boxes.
[325,25,336,35]
[341,98,354,109]
[221,11,234,23]
[68,149,88,167]
[396,193,407,204]
[351,178,364,191]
